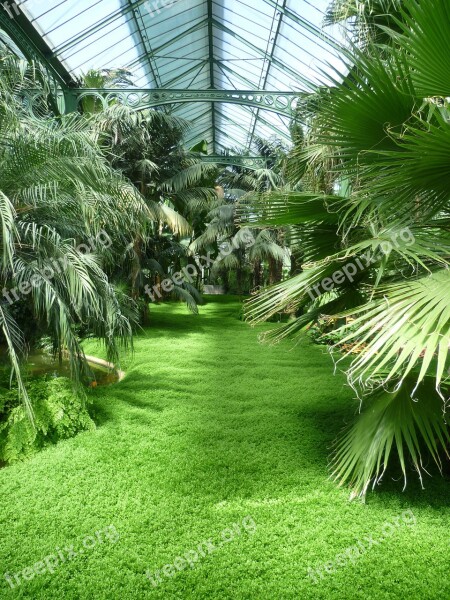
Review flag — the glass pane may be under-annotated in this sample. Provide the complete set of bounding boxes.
[15,0,342,152]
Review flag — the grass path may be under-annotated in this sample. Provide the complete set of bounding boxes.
[0,297,448,599]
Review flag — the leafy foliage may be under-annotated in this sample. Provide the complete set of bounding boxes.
[92,102,217,310]
[244,0,450,497]
[0,52,151,414]
[331,377,450,499]
[0,376,95,464]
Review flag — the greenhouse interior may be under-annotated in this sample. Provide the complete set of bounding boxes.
[0,1,448,598]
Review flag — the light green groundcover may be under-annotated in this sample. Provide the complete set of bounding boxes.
[0,297,448,599]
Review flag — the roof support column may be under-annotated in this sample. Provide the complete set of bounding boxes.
[207,0,216,154]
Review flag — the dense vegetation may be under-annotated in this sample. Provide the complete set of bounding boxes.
[243,0,450,497]
[0,299,448,599]
[1,0,449,504]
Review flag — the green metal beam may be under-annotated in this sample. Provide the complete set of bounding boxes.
[207,0,216,154]
[205,82,290,141]
[211,65,294,143]
[201,155,268,170]
[0,6,75,87]
[43,88,300,117]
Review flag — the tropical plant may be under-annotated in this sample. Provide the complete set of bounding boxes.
[80,68,134,113]
[193,138,291,293]
[92,103,218,313]
[324,0,410,48]
[244,0,450,498]
[0,51,165,416]
[217,137,288,194]
[0,376,95,464]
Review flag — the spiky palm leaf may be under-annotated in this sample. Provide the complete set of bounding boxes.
[331,377,450,499]
[243,0,450,495]
[0,53,154,414]
[334,270,450,394]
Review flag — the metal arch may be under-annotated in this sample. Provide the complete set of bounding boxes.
[200,156,268,170]
[53,88,300,117]
[0,1,334,151]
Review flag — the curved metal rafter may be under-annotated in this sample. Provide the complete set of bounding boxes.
[200,155,268,170]
[2,1,342,151]
[56,88,301,118]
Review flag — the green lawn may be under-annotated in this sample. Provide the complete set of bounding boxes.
[0,297,448,599]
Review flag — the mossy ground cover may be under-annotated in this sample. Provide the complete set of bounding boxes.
[0,297,448,599]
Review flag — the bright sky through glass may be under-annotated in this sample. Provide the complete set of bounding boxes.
[17,0,344,151]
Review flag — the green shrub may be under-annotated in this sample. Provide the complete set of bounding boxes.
[0,377,95,464]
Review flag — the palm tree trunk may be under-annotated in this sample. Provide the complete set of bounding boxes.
[268,257,283,285]
[131,236,142,300]
[253,260,262,289]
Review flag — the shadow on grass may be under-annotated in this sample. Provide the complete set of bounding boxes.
[297,395,450,506]
[368,460,450,508]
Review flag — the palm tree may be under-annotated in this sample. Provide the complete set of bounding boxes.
[192,193,288,295]
[81,68,134,113]
[0,51,155,416]
[324,0,410,48]
[193,137,291,293]
[244,0,450,498]
[218,137,288,195]
[92,104,218,315]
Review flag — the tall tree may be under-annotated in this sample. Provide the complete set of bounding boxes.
[92,104,218,315]
[244,0,450,497]
[0,52,157,415]
[194,138,290,293]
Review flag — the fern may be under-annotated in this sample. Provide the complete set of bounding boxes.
[0,376,95,464]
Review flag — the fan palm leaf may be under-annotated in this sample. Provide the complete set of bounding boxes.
[331,377,450,499]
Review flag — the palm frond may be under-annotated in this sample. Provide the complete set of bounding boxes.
[396,0,450,97]
[336,270,450,394]
[331,377,450,499]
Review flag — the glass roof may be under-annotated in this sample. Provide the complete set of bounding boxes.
[17,0,342,152]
